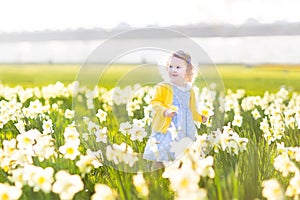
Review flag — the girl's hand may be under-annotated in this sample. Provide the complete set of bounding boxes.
[201,115,208,123]
[164,109,176,117]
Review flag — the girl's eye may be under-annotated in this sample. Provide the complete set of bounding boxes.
[169,65,173,68]
[176,66,181,69]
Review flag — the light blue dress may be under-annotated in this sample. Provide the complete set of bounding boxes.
[143,84,197,162]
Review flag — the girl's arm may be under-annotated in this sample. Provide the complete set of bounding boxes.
[150,83,174,134]
[150,84,172,117]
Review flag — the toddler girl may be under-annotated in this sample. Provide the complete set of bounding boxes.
[143,50,207,168]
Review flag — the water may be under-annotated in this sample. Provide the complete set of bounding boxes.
[0,36,300,64]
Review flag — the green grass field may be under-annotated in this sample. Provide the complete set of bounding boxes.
[0,63,299,199]
[0,64,299,95]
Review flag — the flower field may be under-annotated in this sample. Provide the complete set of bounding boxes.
[0,64,299,199]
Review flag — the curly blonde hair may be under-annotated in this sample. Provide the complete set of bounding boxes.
[167,50,195,82]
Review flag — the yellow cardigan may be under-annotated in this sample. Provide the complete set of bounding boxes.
[150,82,203,134]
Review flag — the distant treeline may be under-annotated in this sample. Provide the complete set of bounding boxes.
[1,22,300,42]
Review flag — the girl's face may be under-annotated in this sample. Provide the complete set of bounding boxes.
[167,56,187,85]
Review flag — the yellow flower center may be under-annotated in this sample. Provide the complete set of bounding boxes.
[202,110,209,116]
[3,166,9,172]
[23,137,31,144]
[8,147,14,153]
[66,147,74,154]
[38,176,45,185]
[180,178,189,188]
[1,193,9,200]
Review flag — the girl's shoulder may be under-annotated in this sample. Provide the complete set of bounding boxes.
[156,81,172,89]
[155,81,173,94]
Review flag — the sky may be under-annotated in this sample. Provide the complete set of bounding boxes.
[0,0,300,32]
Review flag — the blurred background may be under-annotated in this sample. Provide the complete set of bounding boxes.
[0,0,299,93]
[1,0,300,64]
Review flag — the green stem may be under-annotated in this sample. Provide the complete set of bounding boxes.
[214,169,223,200]
[115,169,127,200]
